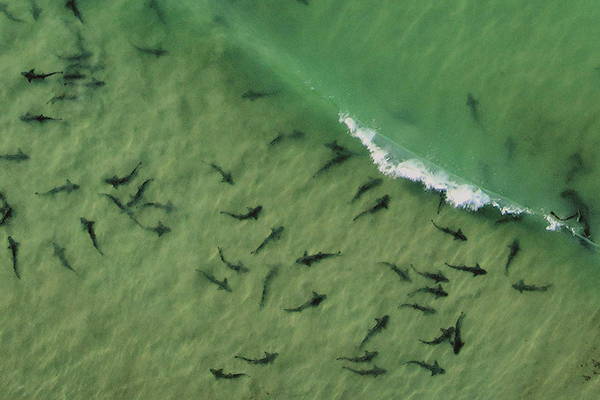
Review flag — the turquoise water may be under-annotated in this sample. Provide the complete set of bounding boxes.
[2,1,600,399]
[213,0,600,242]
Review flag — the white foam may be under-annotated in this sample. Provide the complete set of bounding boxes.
[340,114,499,212]
[544,214,564,232]
[339,114,600,246]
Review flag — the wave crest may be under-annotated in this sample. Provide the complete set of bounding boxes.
[340,114,528,213]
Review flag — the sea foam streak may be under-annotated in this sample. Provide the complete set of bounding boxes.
[339,114,600,246]
[339,114,529,214]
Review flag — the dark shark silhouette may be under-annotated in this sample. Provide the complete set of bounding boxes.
[30,0,41,20]
[324,140,354,155]
[342,365,386,377]
[20,113,61,123]
[566,152,586,183]
[431,220,467,241]
[411,265,449,283]
[65,0,83,22]
[101,193,143,227]
[404,360,445,376]
[196,269,231,292]
[207,163,233,185]
[561,189,592,240]
[242,90,278,101]
[353,195,390,221]
[512,280,552,293]
[63,71,86,81]
[437,192,446,214]
[336,350,378,363]
[451,312,466,355]
[47,93,78,104]
[419,326,454,346]
[260,266,279,309]
[220,206,262,221]
[399,303,436,315]
[283,291,326,312]
[104,161,142,188]
[79,217,104,255]
[378,262,411,282]
[269,130,304,146]
[466,93,481,125]
[218,247,249,273]
[0,193,14,226]
[58,50,92,62]
[85,79,106,88]
[0,3,24,22]
[295,251,341,267]
[126,178,154,208]
[80,218,103,255]
[419,327,455,346]
[7,236,20,279]
[359,315,389,349]
[148,0,167,24]
[251,226,284,255]
[505,239,520,275]
[234,352,278,365]
[133,45,168,58]
[22,69,62,82]
[52,242,76,274]
[351,178,383,203]
[0,149,29,162]
[146,221,171,237]
[444,262,487,277]
[408,284,448,299]
[35,179,79,196]
[141,201,174,213]
[209,368,246,379]
[313,153,352,177]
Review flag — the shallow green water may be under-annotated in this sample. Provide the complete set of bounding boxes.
[2,1,600,399]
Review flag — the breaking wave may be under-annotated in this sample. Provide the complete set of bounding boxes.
[339,114,597,247]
